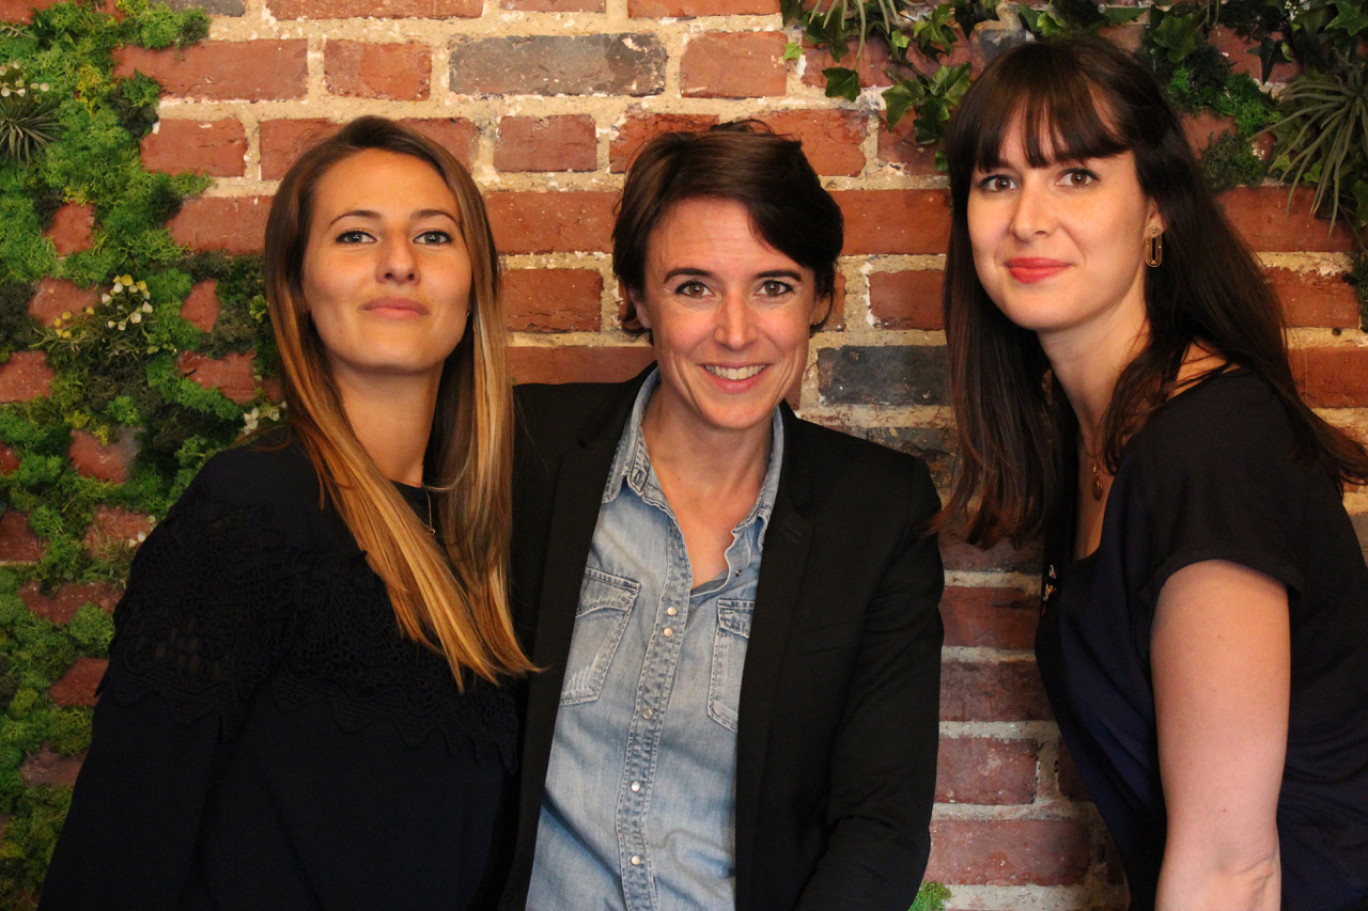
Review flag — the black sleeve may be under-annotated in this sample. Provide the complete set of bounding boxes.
[794,461,945,911]
[40,464,304,911]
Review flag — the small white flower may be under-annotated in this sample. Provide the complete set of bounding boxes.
[112,282,124,294]
[106,320,115,328]
[117,320,127,331]
[1,88,10,98]
[38,83,48,92]
[101,294,111,303]
[129,311,142,324]
[141,302,153,313]
[15,88,24,96]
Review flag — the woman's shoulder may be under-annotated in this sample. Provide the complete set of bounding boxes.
[193,427,320,504]
[786,413,940,511]
[1128,369,1294,469]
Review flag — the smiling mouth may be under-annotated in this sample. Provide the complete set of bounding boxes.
[705,365,765,381]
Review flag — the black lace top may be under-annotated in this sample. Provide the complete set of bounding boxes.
[40,433,518,911]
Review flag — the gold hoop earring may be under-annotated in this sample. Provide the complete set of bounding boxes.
[1146,232,1163,268]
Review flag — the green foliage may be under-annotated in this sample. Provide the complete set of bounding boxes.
[1349,249,1368,330]
[0,4,273,903]
[1200,130,1269,191]
[910,880,952,911]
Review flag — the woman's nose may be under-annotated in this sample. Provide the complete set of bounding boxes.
[1009,182,1054,240]
[379,238,417,282]
[715,290,757,348]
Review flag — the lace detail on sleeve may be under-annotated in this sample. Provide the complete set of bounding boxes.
[100,483,304,740]
[273,554,518,770]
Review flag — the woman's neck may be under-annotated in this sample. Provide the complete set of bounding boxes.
[335,374,439,487]
[1040,318,1149,451]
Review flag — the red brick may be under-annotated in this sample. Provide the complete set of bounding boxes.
[801,40,894,92]
[876,117,942,176]
[19,747,84,788]
[181,280,221,332]
[141,118,246,177]
[835,189,950,255]
[271,0,480,16]
[449,35,666,97]
[926,818,1091,885]
[0,350,56,403]
[0,443,17,475]
[869,270,944,330]
[510,346,654,385]
[1293,346,1368,408]
[759,109,868,177]
[941,657,1051,722]
[936,737,1039,805]
[486,191,617,254]
[50,657,107,707]
[46,203,94,256]
[398,117,479,169]
[610,112,721,173]
[1219,186,1354,253]
[325,40,430,101]
[20,581,120,625]
[502,0,599,10]
[940,529,1042,573]
[113,41,308,101]
[496,116,598,173]
[0,510,44,562]
[1209,26,1296,84]
[29,279,99,327]
[941,585,1040,650]
[1269,267,1360,329]
[1181,110,1236,157]
[505,269,603,332]
[68,429,136,484]
[83,506,154,560]
[177,350,259,405]
[259,119,338,180]
[168,196,271,254]
[681,31,787,99]
[0,0,58,22]
[630,0,776,15]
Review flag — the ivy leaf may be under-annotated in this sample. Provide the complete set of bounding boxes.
[1149,8,1205,64]
[805,13,850,61]
[1252,36,1289,83]
[823,66,862,101]
[782,40,803,61]
[1102,6,1147,27]
[1328,0,1368,35]
[913,62,971,143]
[1020,6,1071,38]
[883,79,925,129]
[910,3,958,60]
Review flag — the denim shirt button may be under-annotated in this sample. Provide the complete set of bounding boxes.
[630,855,642,866]
[642,708,654,719]
[666,607,677,617]
[663,627,674,637]
[630,781,641,792]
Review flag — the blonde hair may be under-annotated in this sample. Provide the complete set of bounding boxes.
[264,116,532,684]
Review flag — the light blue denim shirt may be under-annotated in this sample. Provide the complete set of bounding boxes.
[527,370,785,911]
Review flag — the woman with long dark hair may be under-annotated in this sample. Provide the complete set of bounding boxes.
[42,116,532,910]
[942,36,1368,911]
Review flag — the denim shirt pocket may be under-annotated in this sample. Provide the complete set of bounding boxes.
[560,568,640,706]
[708,598,754,732]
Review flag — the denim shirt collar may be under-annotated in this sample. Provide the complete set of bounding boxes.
[602,368,785,546]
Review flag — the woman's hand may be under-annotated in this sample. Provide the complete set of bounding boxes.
[1152,559,1288,911]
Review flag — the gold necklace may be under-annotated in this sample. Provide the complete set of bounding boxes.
[1083,443,1104,501]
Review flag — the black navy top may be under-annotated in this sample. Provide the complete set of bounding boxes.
[1036,370,1368,911]
[41,431,517,910]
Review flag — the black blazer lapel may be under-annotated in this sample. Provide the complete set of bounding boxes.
[733,404,814,907]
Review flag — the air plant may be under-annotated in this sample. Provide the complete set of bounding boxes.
[0,60,59,165]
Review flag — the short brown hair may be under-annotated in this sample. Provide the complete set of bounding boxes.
[612,121,843,329]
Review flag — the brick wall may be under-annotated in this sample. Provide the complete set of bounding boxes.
[5,0,1367,907]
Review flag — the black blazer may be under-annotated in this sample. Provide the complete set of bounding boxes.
[504,371,944,911]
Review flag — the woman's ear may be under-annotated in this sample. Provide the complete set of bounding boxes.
[626,284,652,331]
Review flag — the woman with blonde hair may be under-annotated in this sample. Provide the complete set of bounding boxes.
[42,115,531,910]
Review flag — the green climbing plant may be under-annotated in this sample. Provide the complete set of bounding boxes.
[0,2,275,905]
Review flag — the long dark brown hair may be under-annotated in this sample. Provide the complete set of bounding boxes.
[265,115,532,683]
[940,36,1368,546]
